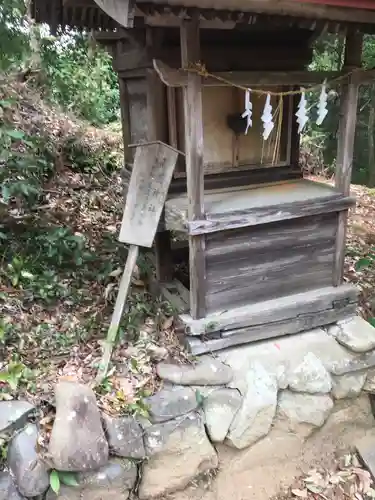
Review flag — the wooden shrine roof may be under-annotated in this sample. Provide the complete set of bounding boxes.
[32,0,375,32]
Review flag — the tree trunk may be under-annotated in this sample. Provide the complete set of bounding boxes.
[368,85,375,187]
[337,35,345,70]
[25,0,42,75]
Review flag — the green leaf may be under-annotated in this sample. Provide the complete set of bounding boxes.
[355,258,372,271]
[8,362,25,377]
[130,358,138,371]
[20,270,34,280]
[7,376,19,391]
[58,471,79,487]
[195,389,205,407]
[6,130,25,140]
[1,185,11,203]
[368,318,375,328]
[50,470,60,494]
[0,371,11,383]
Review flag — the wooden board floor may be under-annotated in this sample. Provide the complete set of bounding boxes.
[164,178,341,232]
[166,178,337,214]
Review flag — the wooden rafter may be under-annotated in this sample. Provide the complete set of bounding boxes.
[153,59,375,87]
[295,0,375,9]
[136,0,375,24]
[153,59,341,87]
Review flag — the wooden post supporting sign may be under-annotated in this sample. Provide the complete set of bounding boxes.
[96,141,181,382]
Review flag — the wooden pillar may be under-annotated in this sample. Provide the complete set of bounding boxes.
[145,32,174,283]
[333,31,363,286]
[118,76,131,165]
[180,16,206,319]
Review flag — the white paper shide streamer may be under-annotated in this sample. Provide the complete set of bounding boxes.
[316,81,328,126]
[261,93,274,140]
[296,89,308,134]
[242,89,253,134]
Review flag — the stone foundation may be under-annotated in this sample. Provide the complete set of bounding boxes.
[1,315,375,499]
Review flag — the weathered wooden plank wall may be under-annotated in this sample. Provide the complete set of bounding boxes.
[174,86,288,175]
[125,79,149,144]
[205,213,337,312]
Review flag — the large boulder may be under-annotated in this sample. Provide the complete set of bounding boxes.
[156,357,232,386]
[49,381,108,471]
[102,414,145,458]
[226,362,278,449]
[7,423,50,497]
[0,472,25,500]
[139,412,218,499]
[0,401,35,434]
[46,458,137,500]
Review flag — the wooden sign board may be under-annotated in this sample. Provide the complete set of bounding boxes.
[119,141,180,248]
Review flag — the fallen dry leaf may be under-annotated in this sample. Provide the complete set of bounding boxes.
[162,316,174,330]
[292,489,308,498]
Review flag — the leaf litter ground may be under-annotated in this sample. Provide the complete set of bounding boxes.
[0,80,190,439]
[274,453,375,500]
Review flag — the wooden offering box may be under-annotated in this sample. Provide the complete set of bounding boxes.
[162,178,359,354]
[165,179,355,315]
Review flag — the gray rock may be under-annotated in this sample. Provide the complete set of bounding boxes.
[226,361,277,450]
[0,401,35,434]
[203,388,242,442]
[0,472,25,500]
[333,316,375,353]
[139,412,218,498]
[277,391,333,429]
[189,385,225,397]
[146,344,168,362]
[49,381,108,471]
[8,423,50,497]
[287,352,332,394]
[156,357,232,386]
[218,328,352,393]
[46,487,80,500]
[331,372,366,399]
[364,369,375,392]
[146,386,198,423]
[46,458,137,500]
[102,414,145,458]
[327,324,341,338]
[329,351,375,375]
[276,363,289,390]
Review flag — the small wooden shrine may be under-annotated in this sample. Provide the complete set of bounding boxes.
[33,0,375,354]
